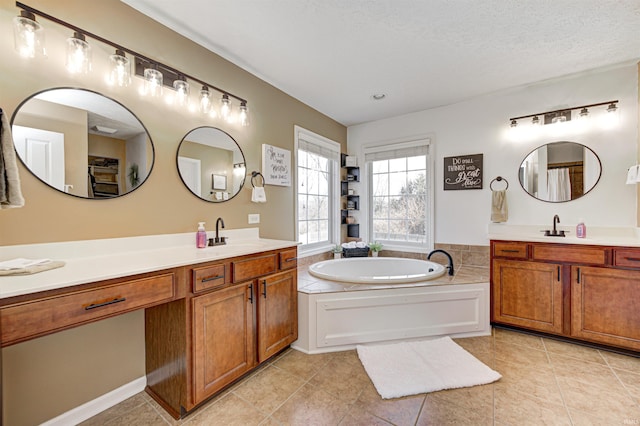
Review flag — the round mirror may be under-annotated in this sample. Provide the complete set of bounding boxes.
[11,88,154,199]
[177,127,246,202]
[518,141,601,202]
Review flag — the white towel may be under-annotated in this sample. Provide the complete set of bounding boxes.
[251,186,267,203]
[0,258,51,271]
[0,110,25,209]
[627,165,639,184]
[355,241,367,248]
[491,190,508,223]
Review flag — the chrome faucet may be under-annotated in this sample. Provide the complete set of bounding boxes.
[209,217,226,246]
[543,214,566,237]
[427,249,454,276]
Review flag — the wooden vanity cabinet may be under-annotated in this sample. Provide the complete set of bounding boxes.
[145,246,298,418]
[491,241,640,352]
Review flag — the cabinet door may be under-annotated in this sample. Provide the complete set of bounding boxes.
[571,266,640,351]
[492,259,563,334]
[192,283,255,404]
[257,270,298,362]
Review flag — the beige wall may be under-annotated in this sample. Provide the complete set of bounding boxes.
[0,0,346,424]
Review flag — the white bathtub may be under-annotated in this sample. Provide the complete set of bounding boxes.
[308,257,446,284]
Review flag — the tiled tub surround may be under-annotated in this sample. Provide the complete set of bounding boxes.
[294,244,491,354]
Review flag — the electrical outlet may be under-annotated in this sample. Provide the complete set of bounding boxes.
[248,214,260,224]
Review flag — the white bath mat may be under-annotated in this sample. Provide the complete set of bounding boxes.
[357,336,501,399]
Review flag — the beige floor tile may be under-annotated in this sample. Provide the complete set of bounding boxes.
[232,365,305,415]
[569,408,640,426]
[614,368,640,402]
[271,348,331,381]
[428,383,494,419]
[494,327,545,350]
[353,381,425,426]
[79,393,149,426]
[339,405,393,425]
[185,393,266,426]
[602,350,640,373]
[556,376,640,421]
[550,353,622,387]
[494,387,572,425]
[494,340,550,366]
[270,382,350,425]
[308,355,371,404]
[453,335,494,356]
[417,393,493,425]
[494,359,563,404]
[258,416,283,426]
[543,338,606,364]
[104,402,169,426]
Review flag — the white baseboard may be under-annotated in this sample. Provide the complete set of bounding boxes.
[40,376,147,426]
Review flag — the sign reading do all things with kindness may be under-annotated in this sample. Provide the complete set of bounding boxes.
[262,144,291,186]
[443,153,483,190]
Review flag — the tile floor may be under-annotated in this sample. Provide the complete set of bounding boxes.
[82,328,640,425]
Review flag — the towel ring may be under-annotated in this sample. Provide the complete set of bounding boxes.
[490,176,509,191]
[251,171,265,188]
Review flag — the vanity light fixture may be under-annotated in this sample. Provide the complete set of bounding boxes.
[238,101,249,127]
[12,2,251,126]
[531,116,541,126]
[66,31,91,74]
[220,94,232,121]
[173,76,189,107]
[107,49,131,87]
[200,86,212,114]
[143,66,163,97]
[13,9,45,58]
[508,100,619,128]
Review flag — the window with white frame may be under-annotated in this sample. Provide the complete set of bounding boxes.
[295,126,340,255]
[366,139,432,250]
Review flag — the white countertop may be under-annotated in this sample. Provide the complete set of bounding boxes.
[487,223,640,246]
[0,228,298,299]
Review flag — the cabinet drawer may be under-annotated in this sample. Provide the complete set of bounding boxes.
[493,242,528,259]
[614,249,640,269]
[232,254,277,282]
[532,245,607,265]
[1,273,176,346]
[192,263,227,293]
[279,248,298,270]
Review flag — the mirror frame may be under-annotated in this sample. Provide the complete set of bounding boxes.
[11,87,155,200]
[176,126,246,203]
[518,141,602,203]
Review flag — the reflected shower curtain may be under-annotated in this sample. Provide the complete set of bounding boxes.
[547,168,571,202]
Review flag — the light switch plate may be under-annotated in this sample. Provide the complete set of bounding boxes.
[248,214,260,224]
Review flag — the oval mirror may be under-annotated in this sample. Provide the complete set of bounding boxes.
[177,127,246,202]
[518,141,601,202]
[11,88,154,199]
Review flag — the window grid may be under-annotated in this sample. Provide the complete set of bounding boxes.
[298,150,331,246]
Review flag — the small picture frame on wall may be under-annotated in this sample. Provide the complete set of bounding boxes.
[212,174,227,191]
[443,153,483,190]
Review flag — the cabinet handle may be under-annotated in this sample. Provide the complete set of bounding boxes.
[201,274,224,283]
[624,257,640,262]
[576,267,581,284]
[85,297,126,310]
[248,283,254,304]
[557,266,560,282]
[500,249,520,253]
[262,280,267,298]
[284,257,297,262]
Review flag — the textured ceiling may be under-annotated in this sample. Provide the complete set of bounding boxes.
[122,0,640,126]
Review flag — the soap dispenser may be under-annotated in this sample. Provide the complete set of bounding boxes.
[576,218,586,239]
[196,222,207,248]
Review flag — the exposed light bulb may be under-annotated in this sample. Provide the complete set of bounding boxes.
[173,77,190,107]
[143,67,163,97]
[107,49,130,87]
[13,10,45,58]
[220,94,232,121]
[66,32,91,74]
[531,116,540,126]
[601,102,619,129]
[200,86,211,114]
[238,101,249,127]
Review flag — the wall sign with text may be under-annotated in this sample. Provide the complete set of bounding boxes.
[443,154,483,190]
[262,144,291,186]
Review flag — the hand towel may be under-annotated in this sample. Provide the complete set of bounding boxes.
[627,165,639,184]
[251,186,267,203]
[0,258,65,276]
[491,190,508,223]
[0,110,25,209]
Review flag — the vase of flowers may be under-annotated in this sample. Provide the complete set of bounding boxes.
[331,244,343,259]
[369,241,383,257]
